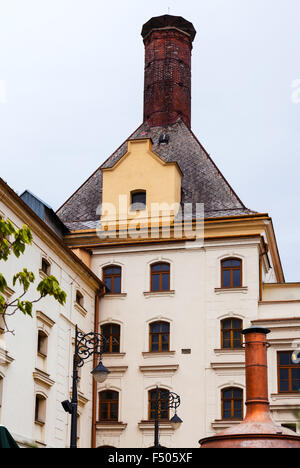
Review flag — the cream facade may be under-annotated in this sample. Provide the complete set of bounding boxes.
[0,179,103,448]
[87,230,300,448]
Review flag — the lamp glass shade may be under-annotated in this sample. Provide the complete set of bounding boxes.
[292,350,300,364]
[170,413,183,430]
[91,361,110,383]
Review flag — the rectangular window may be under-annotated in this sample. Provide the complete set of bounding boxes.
[278,351,300,393]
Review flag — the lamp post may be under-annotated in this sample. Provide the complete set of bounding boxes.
[61,325,110,449]
[152,386,182,448]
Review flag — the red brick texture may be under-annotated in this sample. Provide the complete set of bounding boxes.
[143,28,194,129]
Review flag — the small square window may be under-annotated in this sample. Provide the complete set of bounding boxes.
[131,191,146,211]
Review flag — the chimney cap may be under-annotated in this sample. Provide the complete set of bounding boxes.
[242,326,271,336]
[141,14,196,42]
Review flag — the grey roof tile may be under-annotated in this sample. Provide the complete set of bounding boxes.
[57,119,255,228]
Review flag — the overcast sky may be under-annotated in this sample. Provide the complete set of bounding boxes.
[0,0,299,281]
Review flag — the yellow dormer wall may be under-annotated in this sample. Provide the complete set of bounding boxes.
[101,139,182,224]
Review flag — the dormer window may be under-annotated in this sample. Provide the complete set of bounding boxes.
[130,191,146,211]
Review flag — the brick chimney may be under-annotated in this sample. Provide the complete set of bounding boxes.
[141,15,196,129]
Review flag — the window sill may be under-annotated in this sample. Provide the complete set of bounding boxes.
[143,290,175,298]
[142,351,176,358]
[39,270,49,280]
[102,352,126,358]
[271,393,300,400]
[104,293,127,299]
[214,287,248,294]
[211,419,243,430]
[214,348,244,355]
[74,302,87,317]
[34,420,45,427]
[96,422,127,432]
[138,420,174,431]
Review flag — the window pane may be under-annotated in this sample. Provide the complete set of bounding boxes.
[152,264,162,272]
[132,192,146,206]
[104,277,112,293]
[110,403,118,420]
[231,260,241,267]
[222,320,231,330]
[113,276,121,293]
[280,381,289,392]
[161,323,170,333]
[233,320,242,329]
[232,270,241,287]
[222,270,231,287]
[279,353,290,366]
[152,275,160,291]
[162,273,170,291]
[100,403,108,420]
[151,323,161,333]
[151,342,159,352]
[222,260,232,267]
[233,389,242,398]
[104,267,113,275]
[112,267,121,274]
[223,390,232,399]
[162,334,169,343]
[280,369,289,380]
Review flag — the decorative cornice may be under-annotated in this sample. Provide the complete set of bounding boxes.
[96,422,127,432]
[214,287,248,295]
[139,364,179,377]
[36,311,55,328]
[0,348,14,366]
[106,366,128,378]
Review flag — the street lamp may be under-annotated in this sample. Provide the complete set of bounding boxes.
[152,386,183,448]
[61,325,110,449]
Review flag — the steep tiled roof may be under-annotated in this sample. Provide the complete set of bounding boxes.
[57,119,255,230]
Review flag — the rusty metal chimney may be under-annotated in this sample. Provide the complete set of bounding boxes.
[200,326,300,448]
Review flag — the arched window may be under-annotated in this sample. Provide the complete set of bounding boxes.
[221,388,243,420]
[149,322,170,352]
[101,324,120,353]
[99,391,119,422]
[221,318,243,349]
[151,262,170,292]
[148,388,170,421]
[35,394,47,424]
[221,258,242,288]
[103,266,121,294]
[131,190,146,211]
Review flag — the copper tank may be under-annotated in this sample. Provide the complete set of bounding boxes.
[199,326,300,448]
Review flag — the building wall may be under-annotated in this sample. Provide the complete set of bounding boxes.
[0,197,98,448]
[91,236,293,448]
